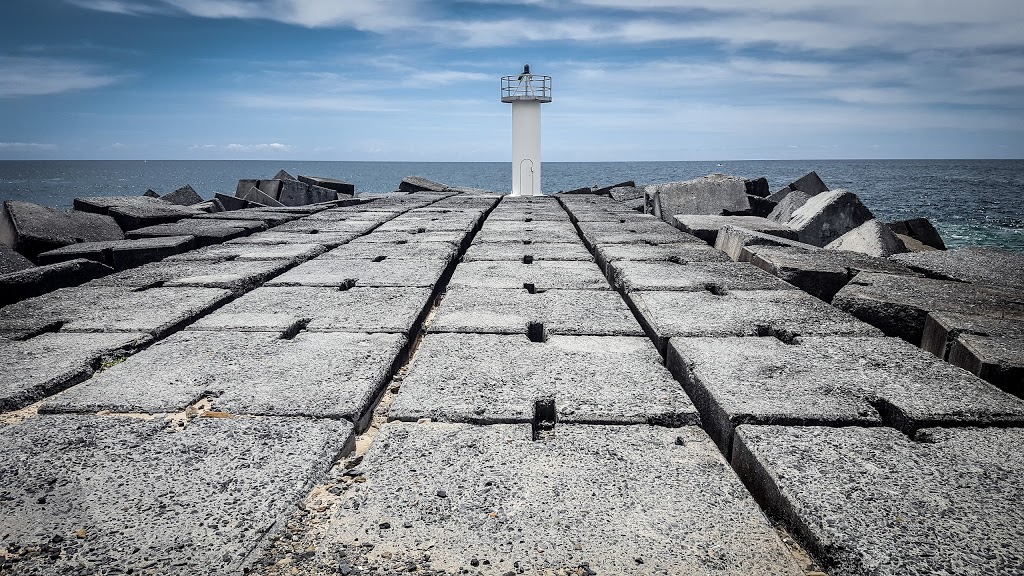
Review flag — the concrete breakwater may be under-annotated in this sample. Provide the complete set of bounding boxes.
[0,171,1023,575]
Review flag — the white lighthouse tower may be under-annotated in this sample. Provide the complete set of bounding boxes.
[502,65,551,196]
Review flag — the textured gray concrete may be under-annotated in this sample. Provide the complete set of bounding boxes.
[36,236,196,269]
[348,230,467,247]
[0,414,352,575]
[825,219,907,257]
[714,224,821,262]
[0,243,34,274]
[675,215,798,245]
[733,425,1024,576]
[303,209,396,222]
[922,310,1024,360]
[0,332,150,410]
[298,174,355,195]
[593,242,728,275]
[949,331,1024,396]
[486,205,570,221]
[324,422,800,575]
[787,190,875,247]
[194,209,303,226]
[73,196,200,230]
[0,285,232,339]
[274,219,380,235]
[266,257,448,288]
[474,220,582,244]
[0,259,114,306]
[1,201,124,259]
[191,286,432,334]
[628,289,881,352]
[88,259,292,294]
[320,240,457,262]
[449,260,610,291]
[462,240,593,262]
[374,213,481,233]
[668,335,1024,454]
[611,260,796,292]
[226,230,363,248]
[833,272,1024,344]
[568,209,656,223]
[430,286,643,336]
[748,245,918,301]
[165,242,325,263]
[645,174,751,219]
[390,333,695,425]
[887,217,946,250]
[891,246,1024,291]
[578,220,703,245]
[44,330,405,420]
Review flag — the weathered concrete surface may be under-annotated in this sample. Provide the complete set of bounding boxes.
[611,260,796,292]
[628,289,881,353]
[578,220,703,246]
[0,259,113,306]
[266,257,448,288]
[0,332,150,411]
[714,225,821,263]
[0,414,353,575]
[890,246,1024,291]
[227,230,363,248]
[214,191,250,211]
[430,286,643,336]
[825,219,907,257]
[566,208,658,223]
[192,286,433,334]
[462,241,593,262]
[159,184,203,206]
[0,285,232,339]
[73,196,199,230]
[732,425,1024,576]
[88,258,292,294]
[594,242,728,275]
[321,241,457,262]
[668,335,1024,454]
[833,272,1024,344]
[165,242,324,263]
[298,175,355,195]
[645,174,751,220]
[948,329,1024,396]
[748,245,918,301]
[767,171,829,203]
[375,213,481,234]
[765,191,809,223]
[399,176,449,192]
[1,201,124,259]
[0,244,34,274]
[675,215,798,245]
[486,205,570,222]
[349,230,467,247]
[277,180,336,207]
[449,261,610,291]
[323,422,801,575]
[125,218,266,247]
[474,220,582,244]
[304,209,395,223]
[195,209,303,227]
[242,185,286,207]
[274,219,380,235]
[887,217,946,250]
[787,190,875,247]
[36,236,196,269]
[922,310,1024,360]
[45,331,405,420]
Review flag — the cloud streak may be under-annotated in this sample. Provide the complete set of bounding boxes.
[0,56,124,98]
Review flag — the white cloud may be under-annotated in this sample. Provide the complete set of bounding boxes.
[0,56,124,97]
[189,142,294,152]
[0,142,58,150]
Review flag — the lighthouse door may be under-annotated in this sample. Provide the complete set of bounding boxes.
[520,159,534,196]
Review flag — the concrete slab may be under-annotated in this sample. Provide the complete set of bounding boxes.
[787,190,875,247]
[0,414,352,575]
[0,332,150,411]
[486,206,570,221]
[324,422,801,575]
[158,184,202,206]
[628,289,881,353]
[73,196,200,230]
[194,209,303,227]
[887,217,946,250]
[391,333,694,425]
[675,215,798,245]
[566,209,656,223]
[0,244,34,274]
[668,335,1024,455]
[274,219,380,235]
[125,218,266,247]
[577,220,704,245]
[0,285,232,339]
[430,286,643,336]
[474,220,582,244]
[948,328,1024,396]
[611,260,796,292]
[266,257,448,288]
[303,209,396,223]
[891,246,1024,291]
[825,219,907,257]
[298,174,355,195]
[645,174,751,219]
[44,331,405,420]
[226,230,362,248]
[1,201,124,259]
[922,310,1024,360]
[348,230,467,247]
[36,236,196,269]
[748,245,918,301]
[449,260,610,291]
[594,242,729,276]
[714,224,821,262]
[733,425,1024,576]
[462,241,593,262]
[164,242,324,263]
[320,240,457,262]
[833,272,1024,344]
[88,259,292,294]
[191,286,432,334]
[0,259,114,307]
[374,214,481,234]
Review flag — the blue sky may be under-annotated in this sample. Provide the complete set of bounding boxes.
[1,0,1023,161]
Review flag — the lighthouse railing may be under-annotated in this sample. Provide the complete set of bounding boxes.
[501,75,552,103]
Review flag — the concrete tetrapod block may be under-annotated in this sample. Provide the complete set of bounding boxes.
[0,332,150,411]
[577,220,704,246]
[714,224,821,262]
[474,220,582,244]
[266,257,449,289]
[787,190,875,247]
[44,331,406,423]
[674,215,798,245]
[158,184,203,206]
[611,260,796,292]
[890,246,1024,291]
[429,286,643,336]
[644,174,751,220]
[462,241,593,262]
[391,333,694,425]
[0,414,353,575]
[486,205,570,221]
[88,259,292,294]
[194,209,303,226]
[765,191,810,223]
[191,286,433,334]
[278,179,336,206]
[628,290,881,354]
[227,230,363,248]
[73,196,200,230]
[594,242,728,276]
[0,259,114,307]
[668,335,1024,455]
[887,217,946,250]
[832,272,1024,344]
[732,425,1024,576]
[323,422,801,575]
[0,285,232,339]
[164,242,325,263]
[449,260,610,291]
[399,175,449,192]
[125,218,266,247]
[825,219,908,257]
[298,174,355,195]
[748,245,919,301]
[321,241,457,262]
[1,201,124,259]
[36,236,196,269]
